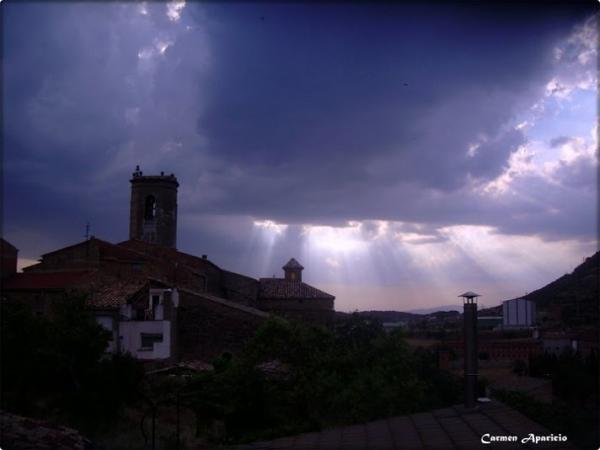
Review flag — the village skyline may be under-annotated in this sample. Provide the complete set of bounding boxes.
[3,2,598,311]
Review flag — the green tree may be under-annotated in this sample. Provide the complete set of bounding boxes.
[183,316,460,444]
[1,294,143,427]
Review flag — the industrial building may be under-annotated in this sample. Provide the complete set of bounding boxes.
[502,297,536,328]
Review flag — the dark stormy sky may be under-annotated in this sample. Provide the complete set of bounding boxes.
[3,1,598,310]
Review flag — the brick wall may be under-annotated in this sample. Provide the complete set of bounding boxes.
[221,270,259,305]
[177,291,267,361]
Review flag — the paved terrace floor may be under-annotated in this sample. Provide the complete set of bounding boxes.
[229,401,578,450]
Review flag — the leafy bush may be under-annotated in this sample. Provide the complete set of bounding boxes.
[512,359,527,376]
[1,296,144,428]
[501,349,599,448]
[183,315,461,444]
[528,349,598,407]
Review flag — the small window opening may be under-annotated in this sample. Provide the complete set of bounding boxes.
[141,333,163,349]
[151,295,160,310]
[144,195,156,220]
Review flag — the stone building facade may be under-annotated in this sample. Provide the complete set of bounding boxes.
[1,168,335,362]
[257,259,335,326]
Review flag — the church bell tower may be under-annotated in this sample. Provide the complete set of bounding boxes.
[129,166,179,248]
[283,258,304,282]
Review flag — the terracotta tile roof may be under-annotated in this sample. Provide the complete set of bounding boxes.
[39,237,114,257]
[76,270,155,309]
[2,271,92,290]
[259,278,334,300]
[31,238,146,268]
[2,269,151,310]
[229,400,577,449]
[87,278,147,309]
[118,239,221,271]
[283,258,303,270]
[178,287,270,317]
[95,238,147,261]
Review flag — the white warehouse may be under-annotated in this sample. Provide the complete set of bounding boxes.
[502,298,536,328]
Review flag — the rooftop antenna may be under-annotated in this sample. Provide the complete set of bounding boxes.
[84,221,91,240]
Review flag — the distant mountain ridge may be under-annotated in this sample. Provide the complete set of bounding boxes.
[407,305,462,315]
[520,251,598,304]
[336,251,598,325]
[517,251,599,324]
[355,310,418,322]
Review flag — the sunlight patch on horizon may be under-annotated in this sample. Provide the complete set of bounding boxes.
[253,219,288,235]
[301,222,368,254]
[250,218,594,293]
[251,219,289,276]
[17,258,39,272]
[438,225,589,283]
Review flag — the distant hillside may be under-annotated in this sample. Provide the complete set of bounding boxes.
[519,251,599,324]
[478,305,502,316]
[338,309,461,323]
[335,310,419,322]
[336,252,598,325]
[408,305,462,314]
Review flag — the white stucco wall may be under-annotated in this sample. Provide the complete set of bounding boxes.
[95,315,117,353]
[154,304,164,320]
[119,320,171,360]
[120,304,132,319]
[172,288,179,307]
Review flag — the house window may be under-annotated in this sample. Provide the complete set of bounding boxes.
[151,295,160,310]
[141,333,163,350]
[135,308,145,320]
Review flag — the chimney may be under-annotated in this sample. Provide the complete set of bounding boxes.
[459,291,480,409]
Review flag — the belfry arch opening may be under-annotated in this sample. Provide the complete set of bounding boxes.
[144,195,156,221]
[129,168,179,248]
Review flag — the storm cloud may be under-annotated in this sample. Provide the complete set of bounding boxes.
[3,2,597,309]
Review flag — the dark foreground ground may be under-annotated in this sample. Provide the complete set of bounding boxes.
[229,400,578,450]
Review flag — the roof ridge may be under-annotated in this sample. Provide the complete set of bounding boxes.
[282,258,304,270]
[177,287,270,318]
[258,278,335,300]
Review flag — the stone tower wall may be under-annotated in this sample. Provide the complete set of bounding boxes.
[129,172,179,248]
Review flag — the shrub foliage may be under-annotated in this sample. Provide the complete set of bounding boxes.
[181,315,460,443]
